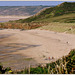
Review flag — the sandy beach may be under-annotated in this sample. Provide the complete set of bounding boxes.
[0,29,75,70]
[0,16,30,22]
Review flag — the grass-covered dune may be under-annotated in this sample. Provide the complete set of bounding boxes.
[15,2,75,23]
[0,49,75,74]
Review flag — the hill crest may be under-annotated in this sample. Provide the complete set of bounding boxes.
[16,2,75,23]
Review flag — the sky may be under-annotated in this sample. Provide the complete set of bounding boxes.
[0,1,74,6]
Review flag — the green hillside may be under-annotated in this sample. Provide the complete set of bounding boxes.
[15,2,75,23]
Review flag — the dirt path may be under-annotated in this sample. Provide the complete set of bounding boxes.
[0,29,75,70]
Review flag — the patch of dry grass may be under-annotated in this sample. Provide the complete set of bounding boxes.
[38,22,75,34]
